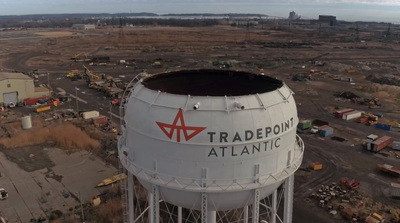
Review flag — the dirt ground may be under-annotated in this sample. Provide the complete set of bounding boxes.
[0,22,399,222]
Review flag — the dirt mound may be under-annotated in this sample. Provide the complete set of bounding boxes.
[360,83,400,98]
[0,123,100,151]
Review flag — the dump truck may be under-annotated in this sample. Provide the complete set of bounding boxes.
[97,173,127,187]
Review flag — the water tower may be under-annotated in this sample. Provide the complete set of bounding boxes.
[118,69,304,223]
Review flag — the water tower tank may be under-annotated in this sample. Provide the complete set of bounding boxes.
[119,69,303,212]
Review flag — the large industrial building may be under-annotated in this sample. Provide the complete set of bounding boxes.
[0,72,49,106]
[319,15,337,26]
[72,24,96,30]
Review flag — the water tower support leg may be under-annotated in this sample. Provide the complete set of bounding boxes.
[152,184,159,223]
[178,206,182,223]
[201,193,207,223]
[128,173,134,223]
[271,189,278,223]
[207,211,216,223]
[148,191,153,223]
[244,206,248,223]
[284,175,294,223]
[252,189,260,223]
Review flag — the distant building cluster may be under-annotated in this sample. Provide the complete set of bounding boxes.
[72,24,96,30]
[288,11,301,21]
[319,15,337,26]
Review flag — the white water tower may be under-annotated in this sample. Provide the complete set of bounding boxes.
[118,69,304,223]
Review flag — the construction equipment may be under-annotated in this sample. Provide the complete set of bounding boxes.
[71,52,87,61]
[340,177,360,190]
[66,69,82,80]
[0,188,8,200]
[310,162,323,170]
[83,65,104,84]
[96,173,127,187]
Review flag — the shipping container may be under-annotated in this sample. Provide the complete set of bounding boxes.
[297,120,312,130]
[372,136,392,152]
[93,116,108,127]
[319,125,333,137]
[390,182,400,198]
[377,164,400,176]
[375,123,392,131]
[36,105,50,113]
[334,109,354,118]
[342,110,362,120]
[82,110,100,120]
[25,96,48,105]
[393,141,400,150]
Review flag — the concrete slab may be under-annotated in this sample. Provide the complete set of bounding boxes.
[0,148,117,222]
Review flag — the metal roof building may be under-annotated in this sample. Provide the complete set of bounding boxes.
[0,72,48,106]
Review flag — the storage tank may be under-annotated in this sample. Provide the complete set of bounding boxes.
[21,115,32,130]
[118,69,304,222]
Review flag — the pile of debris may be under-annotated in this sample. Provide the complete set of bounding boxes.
[367,74,400,87]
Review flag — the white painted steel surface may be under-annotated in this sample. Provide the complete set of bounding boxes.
[119,71,304,211]
[21,115,32,129]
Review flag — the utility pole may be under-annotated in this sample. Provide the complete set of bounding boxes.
[78,191,85,223]
[109,101,112,124]
[47,73,51,97]
[75,87,79,113]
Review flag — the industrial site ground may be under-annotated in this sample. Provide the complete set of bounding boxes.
[0,22,399,222]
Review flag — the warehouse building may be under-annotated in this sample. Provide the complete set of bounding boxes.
[0,72,49,106]
[72,24,96,30]
[319,15,337,26]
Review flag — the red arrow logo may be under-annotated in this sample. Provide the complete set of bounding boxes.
[156,108,206,142]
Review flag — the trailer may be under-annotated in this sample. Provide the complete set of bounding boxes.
[82,110,100,120]
[93,116,108,127]
[390,183,400,198]
[342,110,362,120]
[377,164,400,177]
[334,109,354,118]
[357,116,369,123]
[372,136,392,152]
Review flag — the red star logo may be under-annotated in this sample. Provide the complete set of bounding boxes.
[156,108,206,142]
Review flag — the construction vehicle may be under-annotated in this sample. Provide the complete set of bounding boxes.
[310,162,322,170]
[390,209,400,222]
[96,173,127,187]
[365,213,384,223]
[71,52,87,61]
[66,69,82,80]
[0,188,8,199]
[83,65,105,84]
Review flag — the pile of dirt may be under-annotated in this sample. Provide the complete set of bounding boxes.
[360,83,400,98]
[366,74,400,86]
[0,123,100,151]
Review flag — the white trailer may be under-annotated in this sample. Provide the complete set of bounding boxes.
[82,110,100,120]
[343,110,362,120]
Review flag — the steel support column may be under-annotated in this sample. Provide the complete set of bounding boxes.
[178,206,182,223]
[271,189,278,223]
[201,193,207,223]
[284,175,294,223]
[252,189,260,223]
[152,184,159,223]
[128,173,134,223]
[244,206,248,223]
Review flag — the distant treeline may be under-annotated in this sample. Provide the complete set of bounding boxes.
[0,12,266,28]
[0,17,219,28]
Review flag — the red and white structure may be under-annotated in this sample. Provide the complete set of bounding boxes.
[118,69,304,223]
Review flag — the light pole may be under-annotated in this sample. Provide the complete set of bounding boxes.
[75,87,79,113]
[78,191,85,223]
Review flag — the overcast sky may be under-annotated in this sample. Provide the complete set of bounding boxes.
[1,0,399,23]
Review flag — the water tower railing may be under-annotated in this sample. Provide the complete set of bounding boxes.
[118,135,304,192]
